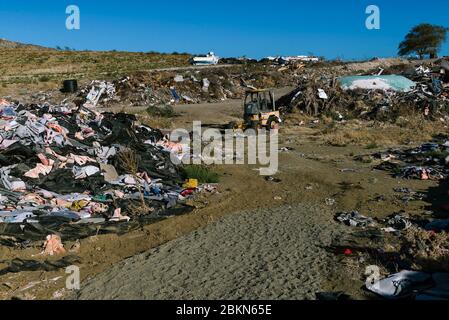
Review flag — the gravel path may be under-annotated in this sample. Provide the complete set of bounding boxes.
[75,205,347,300]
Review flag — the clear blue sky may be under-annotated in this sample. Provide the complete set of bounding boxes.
[0,0,448,60]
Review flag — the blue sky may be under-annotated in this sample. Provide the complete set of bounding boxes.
[0,0,448,60]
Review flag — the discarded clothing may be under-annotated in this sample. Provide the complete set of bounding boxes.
[397,166,445,180]
[42,234,66,256]
[0,255,80,276]
[386,214,413,231]
[336,211,376,228]
[0,100,198,243]
[72,166,100,180]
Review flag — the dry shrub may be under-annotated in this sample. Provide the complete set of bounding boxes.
[320,118,448,147]
[137,113,173,129]
[127,200,155,217]
[283,112,314,126]
[320,121,382,146]
[402,227,449,273]
[117,149,152,214]
[395,113,446,136]
[117,148,139,174]
[323,129,371,147]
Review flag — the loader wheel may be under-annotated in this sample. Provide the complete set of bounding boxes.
[250,121,262,130]
[227,122,237,130]
[267,117,280,131]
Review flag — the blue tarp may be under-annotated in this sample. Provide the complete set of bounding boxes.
[339,75,416,92]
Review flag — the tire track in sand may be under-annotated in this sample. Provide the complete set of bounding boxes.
[75,204,349,300]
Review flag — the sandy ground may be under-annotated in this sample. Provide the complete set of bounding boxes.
[0,93,442,300]
[75,204,349,300]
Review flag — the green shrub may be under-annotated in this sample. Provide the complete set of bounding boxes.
[365,142,379,149]
[38,75,51,82]
[147,105,176,118]
[182,165,219,183]
[423,150,449,160]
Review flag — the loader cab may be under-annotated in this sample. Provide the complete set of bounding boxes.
[244,90,276,116]
[243,89,281,130]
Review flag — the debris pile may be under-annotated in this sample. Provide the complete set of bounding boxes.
[0,99,197,242]
[277,59,449,121]
[84,66,296,108]
[82,80,118,108]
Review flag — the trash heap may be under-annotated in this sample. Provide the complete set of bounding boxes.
[81,66,296,108]
[82,80,118,108]
[113,71,239,106]
[0,99,195,242]
[277,59,449,121]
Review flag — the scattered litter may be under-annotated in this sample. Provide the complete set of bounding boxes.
[336,211,376,228]
[174,75,184,83]
[182,179,199,189]
[52,289,66,299]
[381,227,398,233]
[265,176,282,183]
[317,89,328,100]
[109,208,130,222]
[276,61,449,119]
[367,270,449,300]
[202,78,210,92]
[398,166,445,180]
[83,80,116,108]
[385,214,413,231]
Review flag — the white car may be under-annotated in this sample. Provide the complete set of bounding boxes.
[191,52,220,65]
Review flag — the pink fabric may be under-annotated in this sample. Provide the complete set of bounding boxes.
[0,138,18,150]
[43,235,66,256]
[24,159,54,179]
[158,140,184,153]
[110,208,130,222]
[137,172,152,184]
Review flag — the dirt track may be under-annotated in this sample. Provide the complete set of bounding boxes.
[75,204,348,300]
